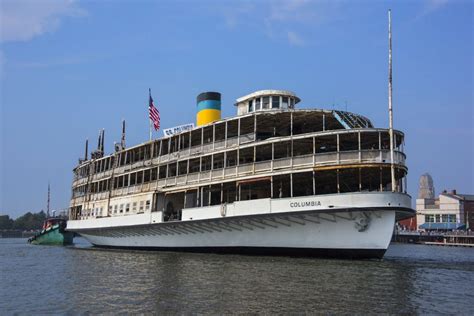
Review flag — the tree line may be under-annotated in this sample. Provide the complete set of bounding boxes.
[0,211,47,230]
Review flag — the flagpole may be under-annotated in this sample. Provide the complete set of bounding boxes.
[149,88,152,141]
[388,9,396,192]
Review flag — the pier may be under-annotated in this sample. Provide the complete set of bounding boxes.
[392,231,474,247]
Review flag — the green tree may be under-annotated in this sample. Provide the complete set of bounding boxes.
[0,215,14,229]
[13,211,47,230]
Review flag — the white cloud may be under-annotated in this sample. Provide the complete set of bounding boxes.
[415,0,450,20]
[287,31,305,46]
[0,0,86,43]
[219,0,339,46]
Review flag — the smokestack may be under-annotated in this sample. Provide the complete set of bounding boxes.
[97,130,102,150]
[101,129,105,152]
[121,120,126,149]
[196,92,221,126]
[84,139,89,161]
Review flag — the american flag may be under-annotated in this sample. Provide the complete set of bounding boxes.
[149,89,160,131]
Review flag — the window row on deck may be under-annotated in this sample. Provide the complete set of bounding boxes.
[74,111,382,180]
[161,167,406,211]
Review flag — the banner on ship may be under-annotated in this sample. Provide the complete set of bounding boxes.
[163,123,194,137]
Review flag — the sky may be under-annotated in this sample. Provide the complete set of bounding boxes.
[0,0,472,218]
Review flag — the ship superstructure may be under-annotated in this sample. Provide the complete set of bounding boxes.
[67,89,413,258]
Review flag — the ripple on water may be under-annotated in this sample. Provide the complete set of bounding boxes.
[1,239,473,314]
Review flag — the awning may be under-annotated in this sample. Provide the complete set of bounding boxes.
[419,223,466,230]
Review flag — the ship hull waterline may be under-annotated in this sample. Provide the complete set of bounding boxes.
[70,208,405,259]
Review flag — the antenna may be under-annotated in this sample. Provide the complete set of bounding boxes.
[47,182,50,218]
[388,9,396,192]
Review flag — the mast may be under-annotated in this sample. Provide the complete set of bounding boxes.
[47,182,50,218]
[388,9,396,192]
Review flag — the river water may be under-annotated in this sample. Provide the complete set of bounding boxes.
[1,238,473,314]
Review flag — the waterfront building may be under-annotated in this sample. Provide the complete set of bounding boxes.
[416,188,473,231]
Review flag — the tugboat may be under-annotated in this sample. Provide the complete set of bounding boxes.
[28,183,74,245]
[28,217,74,245]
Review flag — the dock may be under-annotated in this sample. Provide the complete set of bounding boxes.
[392,232,474,247]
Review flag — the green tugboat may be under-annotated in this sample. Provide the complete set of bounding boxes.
[28,183,74,245]
[28,217,74,245]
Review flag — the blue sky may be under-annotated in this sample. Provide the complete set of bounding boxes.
[1,0,472,218]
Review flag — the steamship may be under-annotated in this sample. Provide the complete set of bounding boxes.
[67,89,414,258]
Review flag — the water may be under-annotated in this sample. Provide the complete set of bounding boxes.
[1,238,473,314]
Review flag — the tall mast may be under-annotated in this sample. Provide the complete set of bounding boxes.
[47,182,50,218]
[388,9,396,192]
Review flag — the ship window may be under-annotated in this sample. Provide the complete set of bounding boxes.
[159,165,167,178]
[114,205,118,214]
[168,163,177,177]
[449,215,456,223]
[210,184,221,205]
[123,174,129,187]
[248,100,253,112]
[239,178,271,201]
[151,167,158,181]
[425,215,434,223]
[255,98,261,110]
[132,202,137,211]
[213,153,224,169]
[262,96,270,109]
[314,170,338,195]
[360,132,379,150]
[144,169,150,182]
[290,98,295,108]
[226,150,237,167]
[315,135,337,153]
[137,171,143,184]
[361,167,380,192]
[340,133,359,151]
[273,174,291,198]
[119,204,124,213]
[339,168,360,193]
[223,182,237,203]
[202,186,210,207]
[442,214,448,223]
[139,201,144,211]
[272,96,280,109]
[145,200,150,210]
[273,141,291,159]
[238,147,254,165]
[201,156,212,171]
[125,203,130,212]
[435,214,441,223]
[178,161,188,175]
[130,173,136,186]
[293,172,314,197]
[189,158,200,173]
[185,189,198,208]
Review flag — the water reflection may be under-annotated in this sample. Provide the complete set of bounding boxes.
[1,239,473,314]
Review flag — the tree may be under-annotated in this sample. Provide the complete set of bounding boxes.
[13,211,47,230]
[0,215,14,229]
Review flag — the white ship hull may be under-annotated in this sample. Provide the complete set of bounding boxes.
[68,192,413,258]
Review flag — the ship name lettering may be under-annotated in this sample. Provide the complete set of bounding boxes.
[290,201,321,208]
